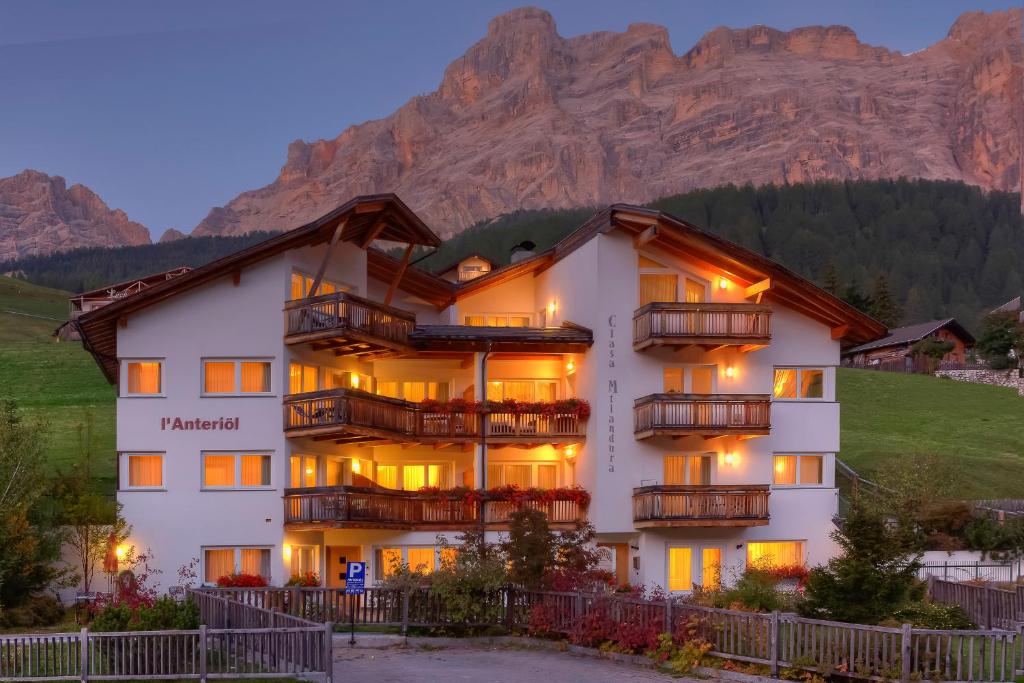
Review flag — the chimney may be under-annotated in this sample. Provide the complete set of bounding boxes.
[510,240,537,264]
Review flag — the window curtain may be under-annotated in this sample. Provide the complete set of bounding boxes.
[663,368,684,393]
[747,541,805,568]
[465,315,486,326]
[505,464,531,488]
[536,464,557,489]
[502,381,535,401]
[668,547,692,591]
[689,456,711,485]
[701,549,722,589]
[773,369,798,398]
[377,548,401,578]
[288,363,303,394]
[639,274,678,306]
[204,455,235,487]
[690,367,714,394]
[241,455,270,487]
[376,465,397,489]
[128,362,160,394]
[404,382,427,403]
[684,279,706,303]
[241,548,270,577]
[664,456,686,485]
[204,362,235,393]
[402,465,426,491]
[241,362,271,393]
[773,455,797,485]
[537,381,557,402]
[799,455,823,484]
[128,455,162,487]
[407,548,435,574]
[205,549,235,583]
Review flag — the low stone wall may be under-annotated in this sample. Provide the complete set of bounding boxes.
[934,368,1024,396]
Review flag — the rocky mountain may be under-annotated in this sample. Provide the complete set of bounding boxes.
[0,170,151,261]
[193,7,1023,238]
[159,228,187,243]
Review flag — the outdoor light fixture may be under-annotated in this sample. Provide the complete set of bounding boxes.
[548,300,557,316]
[283,544,292,559]
[718,276,729,290]
[725,366,735,378]
[566,359,575,373]
[564,445,577,459]
[724,452,737,466]
[350,374,360,389]
[351,459,361,474]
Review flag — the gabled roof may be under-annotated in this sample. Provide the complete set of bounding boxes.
[845,318,975,355]
[72,266,192,302]
[77,194,442,383]
[434,252,495,276]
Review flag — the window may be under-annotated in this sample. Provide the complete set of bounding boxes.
[290,545,318,579]
[701,549,722,590]
[203,547,271,584]
[290,271,341,300]
[290,455,318,488]
[376,465,397,489]
[377,547,403,579]
[407,548,435,574]
[684,278,706,303]
[400,464,449,491]
[664,455,711,485]
[772,455,824,486]
[289,363,318,394]
[747,541,805,569]
[668,547,692,591]
[377,381,450,402]
[486,379,558,402]
[638,253,708,306]
[773,368,825,399]
[124,454,163,489]
[203,452,271,489]
[374,547,445,580]
[203,359,272,395]
[464,314,531,327]
[125,361,162,395]
[324,369,373,392]
[487,462,559,488]
[663,366,715,394]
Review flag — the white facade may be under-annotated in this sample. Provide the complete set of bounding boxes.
[105,202,870,594]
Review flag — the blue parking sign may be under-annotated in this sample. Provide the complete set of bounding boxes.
[345,561,366,595]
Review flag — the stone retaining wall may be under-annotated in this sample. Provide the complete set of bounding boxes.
[934,368,1024,396]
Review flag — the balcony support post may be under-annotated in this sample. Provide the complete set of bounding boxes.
[384,243,414,306]
[308,218,349,298]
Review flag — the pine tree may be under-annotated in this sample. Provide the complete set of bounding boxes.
[822,264,842,296]
[868,275,902,327]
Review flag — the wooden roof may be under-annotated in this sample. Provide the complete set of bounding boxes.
[409,322,593,353]
[845,318,975,355]
[78,194,442,383]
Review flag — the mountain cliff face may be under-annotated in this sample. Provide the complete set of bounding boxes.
[0,170,151,261]
[193,7,1023,238]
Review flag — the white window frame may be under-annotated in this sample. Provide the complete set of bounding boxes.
[662,452,715,486]
[666,543,725,593]
[772,366,829,402]
[289,544,320,578]
[289,454,320,489]
[771,453,827,488]
[201,451,274,491]
[201,358,274,397]
[662,365,718,394]
[288,362,319,395]
[201,545,273,586]
[120,452,166,491]
[120,358,165,398]
[373,545,445,581]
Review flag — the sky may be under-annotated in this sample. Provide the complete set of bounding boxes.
[2,0,1017,240]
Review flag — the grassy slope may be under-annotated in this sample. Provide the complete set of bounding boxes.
[0,276,115,488]
[838,368,1024,499]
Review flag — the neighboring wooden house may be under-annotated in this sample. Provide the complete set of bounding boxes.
[436,253,494,283]
[844,318,975,366]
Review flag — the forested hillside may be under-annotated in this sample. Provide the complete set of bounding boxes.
[3,179,1020,327]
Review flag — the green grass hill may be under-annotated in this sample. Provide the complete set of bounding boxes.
[838,368,1024,499]
[0,276,115,489]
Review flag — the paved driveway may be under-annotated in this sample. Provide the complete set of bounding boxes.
[334,644,676,682]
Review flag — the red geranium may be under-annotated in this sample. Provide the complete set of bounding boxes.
[216,572,269,588]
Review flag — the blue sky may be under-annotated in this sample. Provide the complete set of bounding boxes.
[2,0,1015,240]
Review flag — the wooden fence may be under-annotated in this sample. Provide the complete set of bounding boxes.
[928,578,1024,630]
[0,592,332,682]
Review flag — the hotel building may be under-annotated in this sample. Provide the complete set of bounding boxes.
[77,195,884,592]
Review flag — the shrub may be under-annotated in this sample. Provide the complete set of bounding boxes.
[887,601,974,630]
[215,572,268,587]
[285,572,320,587]
[428,530,508,628]
[0,595,66,628]
[91,597,199,632]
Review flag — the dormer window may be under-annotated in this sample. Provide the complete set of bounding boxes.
[638,254,707,305]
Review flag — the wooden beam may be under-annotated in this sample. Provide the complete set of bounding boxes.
[384,243,414,306]
[433,442,454,450]
[308,218,348,297]
[633,225,659,248]
[359,212,392,249]
[232,270,241,286]
[117,316,128,329]
[744,278,771,303]
[830,324,850,340]
[358,440,396,448]
[401,442,421,450]
[738,344,768,353]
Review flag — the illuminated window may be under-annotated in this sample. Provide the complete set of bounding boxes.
[668,547,693,591]
[487,462,555,488]
[290,545,318,579]
[324,369,372,392]
[664,455,711,485]
[440,546,458,568]
[290,455,318,488]
[125,454,163,489]
[773,368,825,400]
[125,361,162,395]
[486,380,558,402]
[203,546,271,584]
[773,454,824,486]
[464,314,532,327]
[240,362,271,393]
[407,548,436,574]
[288,363,317,394]
[377,548,402,578]
[202,452,270,489]
[204,362,235,393]
[799,455,823,484]
[376,381,449,402]
[772,455,797,485]
[663,366,715,394]
[289,271,341,300]
[701,549,722,590]
[747,541,805,569]
[203,359,271,394]
[400,464,448,491]
[376,465,397,489]
[684,278,706,303]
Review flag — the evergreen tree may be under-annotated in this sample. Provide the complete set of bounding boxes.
[821,264,841,296]
[868,275,902,327]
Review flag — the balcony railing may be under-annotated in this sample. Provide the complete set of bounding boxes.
[284,486,588,530]
[633,393,770,438]
[283,389,587,444]
[633,302,771,350]
[632,485,770,527]
[284,291,417,353]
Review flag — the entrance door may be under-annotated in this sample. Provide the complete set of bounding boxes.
[326,546,362,588]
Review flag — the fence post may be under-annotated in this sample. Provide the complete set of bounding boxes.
[401,589,410,638]
[985,585,993,628]
[79,627,88,683]
[900,623,912,683]
[322,621,333,683]
[199,624,208,683]
[575,591,584,620]
[505,586,517,631]
[769,611,780,678]
[664,598,673,634]
[291,586,302,617]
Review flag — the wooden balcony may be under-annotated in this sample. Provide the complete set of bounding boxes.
[633,302,771,352]
[283,389,587,445]
[632,485,770,528]
[284,291,416,357]
[633,393,770,439]
[283,486,588,530]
